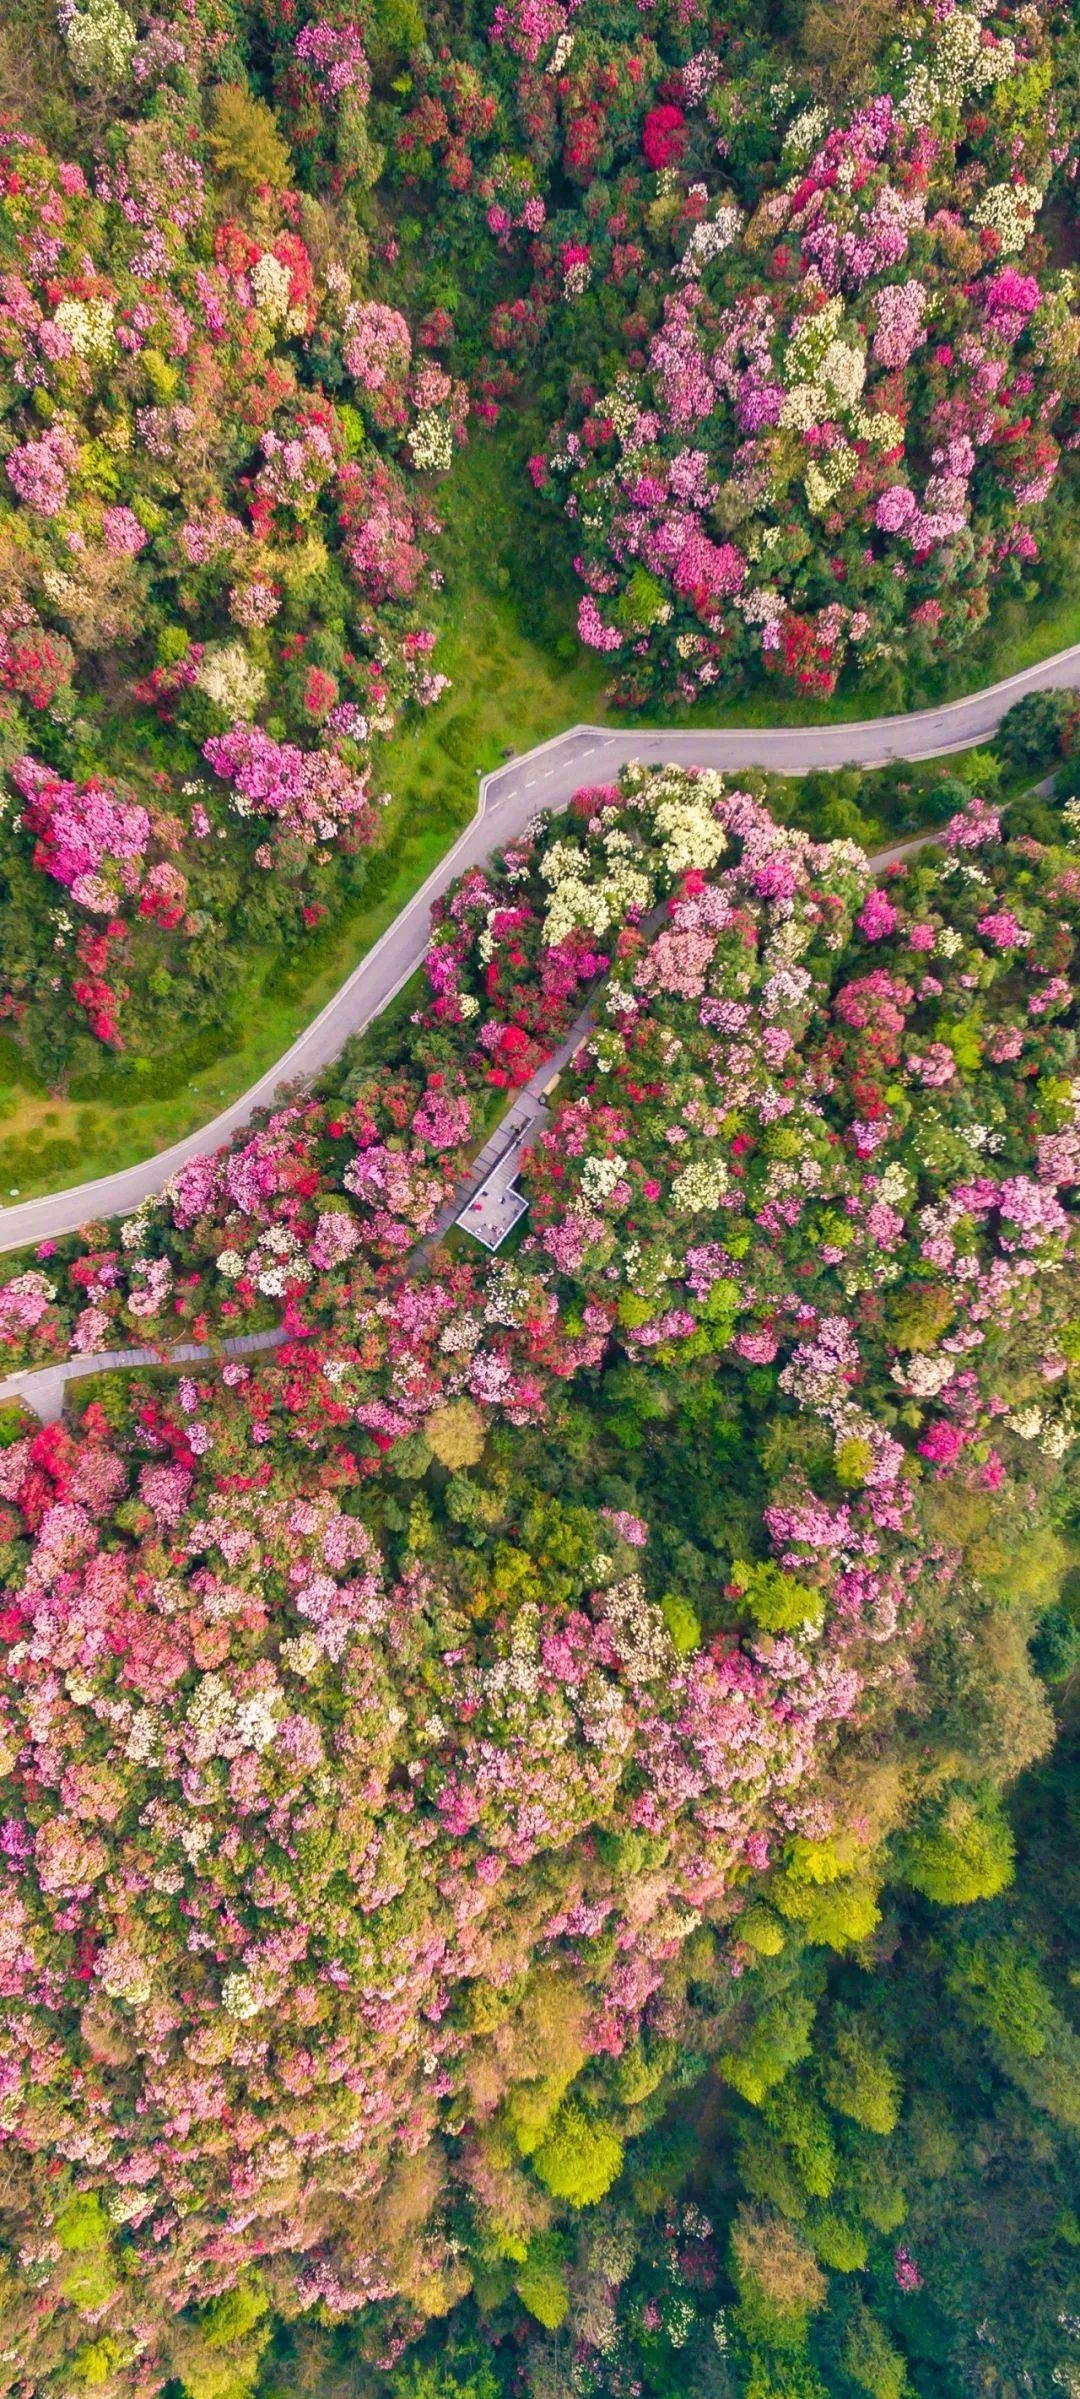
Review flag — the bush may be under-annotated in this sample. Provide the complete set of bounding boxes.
[731,2206,828,2345]
[533,2105,624,2208]
[997,690,1075,774]
[425,1399,485,1469]
[730,1560,824,1634]
[438,713,482,769]
[899,1787,1015,1906]
[661,1592,701,1654]
[844,2304,910,2399]
[514,2250,569,2329]
[208,86,292,190]
[822,2024,901,2135]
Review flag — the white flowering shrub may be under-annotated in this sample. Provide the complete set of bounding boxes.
[408,411,455,472]
[60,0,137,89]
[194,641,268,723]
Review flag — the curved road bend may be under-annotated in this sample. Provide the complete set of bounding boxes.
[0,829,942,1425]
[1,640,1077,1258]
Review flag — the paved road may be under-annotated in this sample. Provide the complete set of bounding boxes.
[0,642,1075,1257]
[0,834,944,1424]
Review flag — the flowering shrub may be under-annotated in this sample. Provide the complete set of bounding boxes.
[0,81,465,1068]
[0,0,1078,2383]
[389,0,1077,702]
[539,20,1078,701]
[0,767,1075,2392]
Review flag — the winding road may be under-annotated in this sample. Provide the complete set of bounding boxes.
[0,828,940,1425]
[0,641,1076,1262]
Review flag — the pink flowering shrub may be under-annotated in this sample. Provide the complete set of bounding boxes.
[0,771,1075,2392]
[465,6,1076,703]
[344,300,413,416]
[201,725,377,851]
[294,19,370,102]
[0,111,465,1065]
[13,759,150,907]
[5,424,77,516]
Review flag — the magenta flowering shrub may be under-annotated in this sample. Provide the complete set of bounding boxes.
[0,1362,875,2385]
[519,774,1079,1450]
[0,1056,482,1362]
[0,92,466,1067]
[13,758,150,911]
[540,41,1078,701]
[344,299,413,415]
[0,768,1075,2392]
[389,0,1076,700]
[0,1,1077,2383]
[5,764,1078,1369]
[200,725,377,851]
[5,423,78,516]
[0,767,731,1353]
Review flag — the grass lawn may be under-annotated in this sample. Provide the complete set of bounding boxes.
[1,428,1076,1203]
[653,587,1080,734]
[0,441,611,1202]
[0,807,468,1202]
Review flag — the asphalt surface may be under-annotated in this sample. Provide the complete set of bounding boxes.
[1,640,1076,1257]
[0,831,941,1424]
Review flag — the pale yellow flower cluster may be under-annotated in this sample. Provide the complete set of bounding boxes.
[408,411,455,472]
[973,182,1043,256]
[63,0,136,87]
[250,252,309,338]
[671,1156,730,1212]
[900,7,1016,122]
[194,640,267,723]
[53,297,116,359]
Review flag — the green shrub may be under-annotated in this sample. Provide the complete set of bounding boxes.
[899,1787,1015,1906]
[730,1560,824,1633]
[514,2250,569,2329]
[533,2105,624,2207]
[209,86,291,189]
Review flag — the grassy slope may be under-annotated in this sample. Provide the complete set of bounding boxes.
[0,432,1075,1203]
[0,443,606,1202]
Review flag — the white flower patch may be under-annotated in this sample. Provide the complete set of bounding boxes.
[785,296,845,384]
[671,1158,729,1212]
[251,252,294,329]
[805,446,858,513]
[194,642,267,722]
[819,339,867,411]
[581,1154,629,1205]
[973,182,1043,256]
[408,411,455,473]
[52,297,116,359]
[220,1970,263,2021]
[899,10,1016,120]
[678,206,744,280]
[61,0,136,88]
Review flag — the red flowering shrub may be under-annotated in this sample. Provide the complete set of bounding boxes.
[641,103,686,169]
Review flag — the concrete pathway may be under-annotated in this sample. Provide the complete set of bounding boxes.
[0,1326,284,1427]
[0,646,1075,1256]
